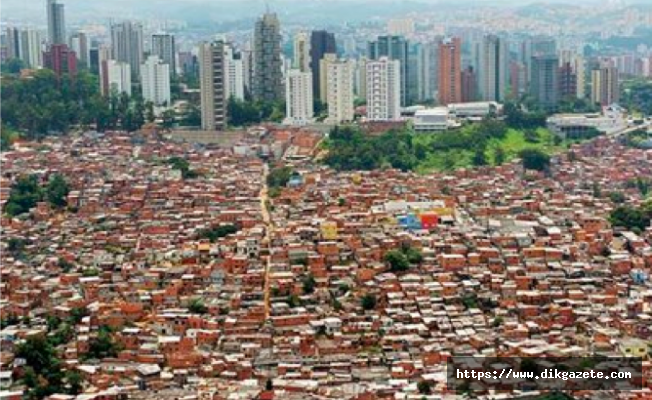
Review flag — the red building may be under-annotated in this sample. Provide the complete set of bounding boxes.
[438,37,462,105]
[44,44,77,79]
[461,66,477,103]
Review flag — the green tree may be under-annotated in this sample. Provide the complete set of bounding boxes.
[609,205,652,231]
[384,250,410,272]
[4,175,43,216]
[197,224,238,242]
[520,148,550,171]
[302,274,317,294]
[472,148,488,166]
[361,293,377,311]
[86,326,121,359]
[267,166,294,188]
[609,192,626,204]
[188,298,208,314]
[417,380,432,395]
[493,146,506,165]
[1,58,26,74]
[45,174,70,208]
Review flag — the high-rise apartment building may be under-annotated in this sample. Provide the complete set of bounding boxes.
[461,66,477,103]
[46,0,66,45]
[319,53,338,104]
[5,27,44,68]
[591,65,619,106]
[558,61,577,100]
[100,59,131,96]
[326,59,354,124]
[293,32,311,72]
[141,55,171,106]
[368,35,410,106]
[354,57,368,100]
[522,36,556,90]
[199,41,227,131]
[478,35,508,102]
[530,54,560,110]
[416,41,439,102]
[284,70,314,126]
[366,57,401,121]
[310,30,336,101]
[438,37,462,105]
[151,34,176,77]
[252,12,283,102]
[70,32,88,66]
[44,43,76,79]
[110,21,144,79]
[224,44,245,101]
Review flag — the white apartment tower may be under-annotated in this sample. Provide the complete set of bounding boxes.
[293,31,311,72]
[199,41,227,131]
[366,57,401,121]
[110,21,144,79]
[284,69,314,126]
[326,60,355,124]
[151,34,176,76]
[100,59,131,96]
[141,55,171,106]
[224,44,245,101]
[478,35,508,102]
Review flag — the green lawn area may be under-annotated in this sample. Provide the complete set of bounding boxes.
[413,127,566,174]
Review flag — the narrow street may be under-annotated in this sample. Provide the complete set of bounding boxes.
[259,163,273,319]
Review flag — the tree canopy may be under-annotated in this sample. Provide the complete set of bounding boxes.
[1,69,154,140]
[4,174,71,216]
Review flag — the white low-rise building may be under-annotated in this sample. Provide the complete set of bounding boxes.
[547,110,627,139]
[447,101,502,120]
[413,107,458,132]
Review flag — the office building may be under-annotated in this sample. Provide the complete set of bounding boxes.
[293,32,311,72]
[151,34,176,77]
[478,35,508,102]
[70,32,88,66]
[100,59,131,96]
[368,35,410,106]
[46,0,66,45]
[366,57,401,121]
[416,41,439,102]
[141,55,171,106]
[310,30,336,100]
[44,43,76,79]
[252,12,283,102]
[199,41,227,131]
[110,21,144,79]
[224,44,245,101]
[284,70,314,126]
[326,59,355,124]
[530,55,560,110]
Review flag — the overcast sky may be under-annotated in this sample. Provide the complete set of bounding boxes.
[0,0,637,25]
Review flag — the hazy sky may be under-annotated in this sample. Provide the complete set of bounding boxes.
[0,0,637,26]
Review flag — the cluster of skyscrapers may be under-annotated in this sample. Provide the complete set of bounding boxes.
[1,4,645,130]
